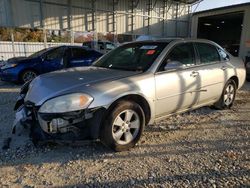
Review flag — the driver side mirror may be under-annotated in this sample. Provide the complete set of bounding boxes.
[41,55,46,62]
[164,60,183,71]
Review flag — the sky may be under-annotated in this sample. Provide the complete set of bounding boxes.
[192,0,250,12]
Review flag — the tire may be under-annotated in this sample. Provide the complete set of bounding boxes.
[213,79,237,110]
[100,100,145,152]
[21,70,37,83]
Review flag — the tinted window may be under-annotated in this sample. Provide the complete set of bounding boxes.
[217,48,230,61]
[98,42,105,50]
[196,43,220,64]
[46,47,64,60]
[71,48,88,58]
[159,43,195,71]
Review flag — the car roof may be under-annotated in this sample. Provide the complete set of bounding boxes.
[127,38,220,47]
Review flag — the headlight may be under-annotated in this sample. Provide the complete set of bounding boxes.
[39,93,93,113]
[1,63,18,70]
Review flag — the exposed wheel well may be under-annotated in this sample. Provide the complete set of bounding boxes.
[230,76,239,89]
[107,94,151,125]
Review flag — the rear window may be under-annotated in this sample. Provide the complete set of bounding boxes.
[196,43,220,64]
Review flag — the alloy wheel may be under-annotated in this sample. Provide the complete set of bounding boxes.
[112,109,140,145]
[224,83,235,106]
[22,71,36,83]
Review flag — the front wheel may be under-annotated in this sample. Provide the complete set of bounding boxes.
[100,101,145,152]
[213,79,237,109]
[21,70,37,83]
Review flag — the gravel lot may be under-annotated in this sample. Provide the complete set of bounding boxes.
[0,80,249,187]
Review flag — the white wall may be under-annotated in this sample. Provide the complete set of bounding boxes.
[0,41,81,60]
[0,0,191,37]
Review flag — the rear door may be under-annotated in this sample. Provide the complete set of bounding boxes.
[154,42,201,117]
[194,42,228,105]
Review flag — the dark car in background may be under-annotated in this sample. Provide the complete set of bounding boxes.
[82,40,117,53]
[0,46,102,83]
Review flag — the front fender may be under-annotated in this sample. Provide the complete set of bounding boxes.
[88,75,156,123]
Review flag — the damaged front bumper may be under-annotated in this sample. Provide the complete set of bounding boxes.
[13,85,105,143]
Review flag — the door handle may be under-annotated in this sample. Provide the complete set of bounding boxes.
[190,71,199,77]
[221,66,228,71]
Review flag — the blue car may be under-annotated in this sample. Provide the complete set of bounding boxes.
[0,46,102,83]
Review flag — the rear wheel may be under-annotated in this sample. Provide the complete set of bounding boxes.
[21,70,37,83]
[213,79,236,109]
[100,101,145,151]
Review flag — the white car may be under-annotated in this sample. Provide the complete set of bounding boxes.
[13,39,246,151]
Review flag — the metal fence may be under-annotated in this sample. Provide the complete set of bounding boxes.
[0,41,81,60]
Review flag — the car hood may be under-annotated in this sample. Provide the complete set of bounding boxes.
[25,66,139,106]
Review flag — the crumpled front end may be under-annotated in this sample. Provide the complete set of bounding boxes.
[13,81,105,144]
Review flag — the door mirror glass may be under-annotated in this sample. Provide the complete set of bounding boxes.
[41,55,45,62]
[164,60,183,70]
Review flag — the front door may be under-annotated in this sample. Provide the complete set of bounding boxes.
[41,47,64,73]
[154,42,200,118]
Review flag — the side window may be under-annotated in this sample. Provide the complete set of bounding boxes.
[217,48,230,61]
[196,43,220,64]
[71,48,88,59]
[98,42,105,50]
[46,47,64,60]
[159,43,195,71]
[64,48,71,58]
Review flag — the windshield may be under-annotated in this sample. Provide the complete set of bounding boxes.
[28,48,51,58]
[93,42,168,71]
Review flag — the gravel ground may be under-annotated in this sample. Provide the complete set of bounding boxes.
[0,80,249,188]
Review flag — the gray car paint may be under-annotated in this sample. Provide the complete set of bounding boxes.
[25,66,139,106]
[24,39,246,125]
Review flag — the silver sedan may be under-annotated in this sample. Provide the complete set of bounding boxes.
[13,39,246,151]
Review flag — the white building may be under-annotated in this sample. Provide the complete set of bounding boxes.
[0,0,197,37]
